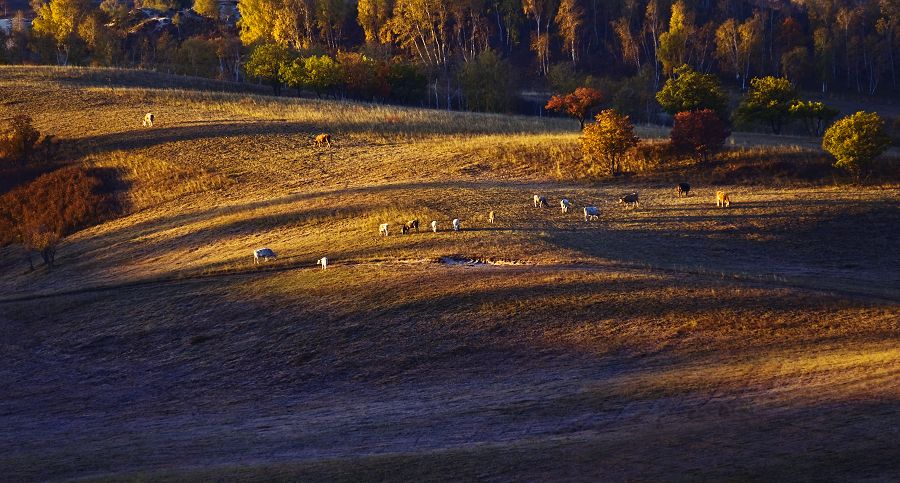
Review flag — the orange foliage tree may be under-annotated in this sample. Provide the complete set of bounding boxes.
[545,87,604,129]
[582,109,639,176]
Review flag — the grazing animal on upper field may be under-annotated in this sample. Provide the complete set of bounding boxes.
[561,199,571,213]
[431,220,438,233]
[142,112,154,127]
[533,195,549,208]
[253,247,277,264]
[676,183,691,197]
[452,218,460,231]
[314,133,332,147]
[406,219,420,232]
[400,225,409,234]
[583,206,600,221]
[618,192,640,208]
[379,223,389,236]
[488,211,495,224]
[716,191,730,208]
[317,257,328,270]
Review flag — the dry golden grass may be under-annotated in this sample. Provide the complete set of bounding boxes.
[0,66,897,481]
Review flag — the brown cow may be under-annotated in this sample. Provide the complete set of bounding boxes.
[314,133,332,147]
[715,191,730,208]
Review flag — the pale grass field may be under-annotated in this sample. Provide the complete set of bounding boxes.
[0,66,898,480]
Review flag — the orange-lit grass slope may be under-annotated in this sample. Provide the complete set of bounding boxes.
[0,66,897,480]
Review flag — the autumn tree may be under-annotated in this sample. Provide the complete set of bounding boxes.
[789,100,839,136]
[357,0,392,44]
[655,64,728,119]
[822,111,890,179]
[658,0,692,76]
[554,0,583,64]
[670,109,730,163]
[193,0,220,20]
[734,76,798,134]
[0,115,41,167]
[31,0,91,65]
[545,86,603,129]
[582,109,639,176]
[715,14,762,90]
[317,0,350,52]
[523,0,557,75]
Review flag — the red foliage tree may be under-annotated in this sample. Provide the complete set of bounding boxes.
[545,87,604,129]
[670,109,731,163]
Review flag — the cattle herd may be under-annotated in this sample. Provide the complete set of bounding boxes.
[141,126,735,268]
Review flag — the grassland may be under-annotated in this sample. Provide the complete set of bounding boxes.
[0,66,898,481]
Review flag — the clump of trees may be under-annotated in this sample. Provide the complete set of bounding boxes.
[734,76,797,134]
[822,111,891,180]
[582,109,639,176]
[655,65,728,120]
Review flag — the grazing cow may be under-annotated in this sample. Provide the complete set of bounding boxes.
[560,199,571,213]
[431,220,438,233]
[317,257,328,270]
[716,191,730,208]
[314,133,332,147]
[583,206,600,221]
[533,195,549,208]
[452,218,461,231]
[676,183,691,197]
[618,192,640,208]
[400,225,409,234]
[405,219,420,232]
[142,112,154,127]
[488,211,495,224]
[379,223,389,236]
[253,247,277,264]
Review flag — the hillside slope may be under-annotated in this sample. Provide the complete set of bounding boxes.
[0,67,898,481]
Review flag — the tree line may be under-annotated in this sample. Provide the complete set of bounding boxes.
[2,0,899,111]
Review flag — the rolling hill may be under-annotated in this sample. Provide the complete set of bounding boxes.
[1,66,898,481]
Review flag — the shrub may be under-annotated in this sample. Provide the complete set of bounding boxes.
[545,87,604,129]
[0,115,42,168]
[822,111,890,180]
[582,109,639,176]
[0,166,118,266]
[671,109,731,163]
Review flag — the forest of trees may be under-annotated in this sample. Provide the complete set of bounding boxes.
[1,0,899,115]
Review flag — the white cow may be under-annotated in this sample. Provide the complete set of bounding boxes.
[452,218,460,231]
[583,206,600,221]
[431,220,438,233]
[317,257,328,270]
[560,199,571,213]
[253,247,277,264]
[142,112,154,127]
[533,194,548,208]
[379,223,389,236]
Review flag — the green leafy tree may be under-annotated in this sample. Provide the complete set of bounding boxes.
[670,109,731,163]
[822,111,890,179]
[789,100,839,136]
[459,50,517,112]
[582,109,639,176]
[734,76,798,135]
[545,86,604,129]
[281,56,306,95]
[655,64,728,119]
[302,54,343,97]
[244,43,292,94]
